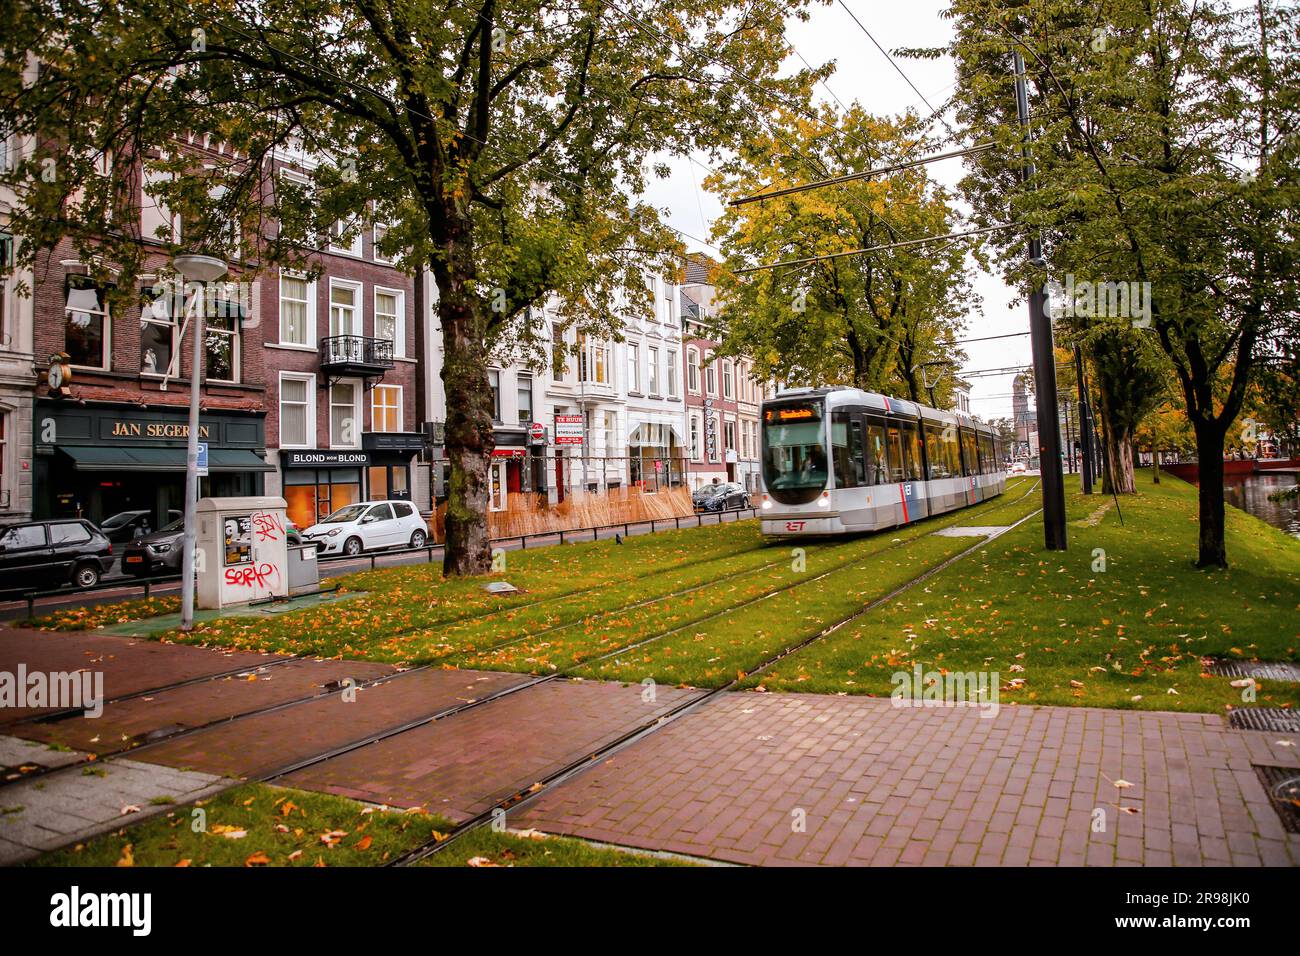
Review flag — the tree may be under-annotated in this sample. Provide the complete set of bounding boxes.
[704,107,977,404]
[0,0,814,575]
[941,0,1300,567]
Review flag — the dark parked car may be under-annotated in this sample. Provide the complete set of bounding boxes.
[0,519,114,592]
[692,481,750,513]
[99,509,181,544]
[123,517,303,577]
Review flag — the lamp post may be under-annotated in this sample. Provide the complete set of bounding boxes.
[172,254,228,631]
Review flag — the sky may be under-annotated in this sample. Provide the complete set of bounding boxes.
[641,0,1029,421]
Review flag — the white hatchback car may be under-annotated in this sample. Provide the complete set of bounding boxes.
[302,500,429,556]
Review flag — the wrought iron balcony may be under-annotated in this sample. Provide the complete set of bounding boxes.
[319,335,395,378]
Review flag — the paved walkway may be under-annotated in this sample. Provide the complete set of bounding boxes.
[511,692,1300,866]
[3,624,1297,866]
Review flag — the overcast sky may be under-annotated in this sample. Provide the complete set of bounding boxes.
[643,0,1028,421]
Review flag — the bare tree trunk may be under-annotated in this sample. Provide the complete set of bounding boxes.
[1193,420,1229,569]
[1100,418,1136,494]
[435,235,494,577]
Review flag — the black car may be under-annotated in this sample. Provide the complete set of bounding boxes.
[122,517,304,578]
[692,481,750,513]
[0,519,114,592]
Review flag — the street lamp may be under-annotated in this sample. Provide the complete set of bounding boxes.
[172,253,228,631]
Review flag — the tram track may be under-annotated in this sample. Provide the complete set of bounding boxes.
[11,478,1041,858]
[390,498,1046,865]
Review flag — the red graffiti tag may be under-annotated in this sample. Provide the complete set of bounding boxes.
[252,511,284,542]
[224,563,280,590]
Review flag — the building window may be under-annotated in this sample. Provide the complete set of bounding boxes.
[64,275,110,369]
[372,222,392,264]
[552,323,567,380]
[711,412,721,461]
[517,373,533,426]
[330,381,360,447]
[205,301,240,382]
[279,273,313,346]
[690,414,701,461]
[488,369,501,423]
[723,360,734,399]
[725,419,736,454]
[329,280,359,337]
[647,347,660,395]
[604,411,617,457]
[139,283,175,376]
[279,374,314,448]
[704,353,716,396]
[371,384,402,433]
[666,349,678,397]
[373,288,403,357]
[627,343,640,392]
[687,347,700,393]
[329,218,363,257]
[577,334,608,384]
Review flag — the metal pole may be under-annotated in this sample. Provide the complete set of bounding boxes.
[1075,345,1093,494]
[1014,51,1068,550]
[180,288,203,630]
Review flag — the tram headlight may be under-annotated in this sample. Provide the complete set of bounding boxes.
[817,491,830,508]
[761,495,772,510]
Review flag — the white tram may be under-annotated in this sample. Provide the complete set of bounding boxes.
[759,387,1008,536]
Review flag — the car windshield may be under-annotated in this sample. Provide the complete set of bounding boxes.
[101,511,142,529]
[321,505,368,524]
[156,518,184,535]
[696,485,724,497]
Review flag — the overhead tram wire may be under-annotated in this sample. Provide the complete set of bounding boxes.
[731,142,995,206]
[732,223,1014,275]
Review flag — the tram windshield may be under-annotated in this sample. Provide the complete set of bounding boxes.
[762,401,828,504]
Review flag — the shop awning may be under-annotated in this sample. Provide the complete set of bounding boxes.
[57,446,274,473]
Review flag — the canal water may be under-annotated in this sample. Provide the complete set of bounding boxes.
[1223,472,1300,538]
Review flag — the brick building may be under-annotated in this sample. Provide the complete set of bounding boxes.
[25,139,421,534]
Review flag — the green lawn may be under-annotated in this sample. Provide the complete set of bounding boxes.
[747,475,1300,714]
[30,595,182,632]
[30,782,686,868]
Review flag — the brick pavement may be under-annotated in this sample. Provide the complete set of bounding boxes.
[8,657,396,754]
[281,678,703,821]
[0,625,284,724]
[140,668,532,779]
[0,755,225,865]
[511,692,1300,866]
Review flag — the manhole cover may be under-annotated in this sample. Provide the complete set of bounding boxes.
[483,581,519,595]
[1229,708,1300,733]
[1254,765,1300,833]
[1204,658,1300,682]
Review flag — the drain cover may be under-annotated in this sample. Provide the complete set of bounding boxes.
[1204,658,1300,682]
[483,580,519,594]
[1254,766,1300,833]
[1229,708,1300,733]
[137,724,188,744]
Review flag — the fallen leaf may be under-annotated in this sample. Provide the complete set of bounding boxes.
[244,851,271,867]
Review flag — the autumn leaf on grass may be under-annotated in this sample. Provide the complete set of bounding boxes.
[244,851,272,867]
[287,850,303,862]
[354,835,373,851]
[319,830,349,847]
[116,844,134,867]
[467,856,500,868]
[210,824,247,839]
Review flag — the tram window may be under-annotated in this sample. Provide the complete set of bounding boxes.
[900,420,924,481]
[831,410,864,488]
[923,424,946,479]
[946,429,962,477]
[960,429,978,477]
[887,426,905,483]
[866,421,888,485]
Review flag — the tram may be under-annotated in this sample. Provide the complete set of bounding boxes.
[759,387,1007,536]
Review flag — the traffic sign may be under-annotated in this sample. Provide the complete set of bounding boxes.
[196,442,209,477]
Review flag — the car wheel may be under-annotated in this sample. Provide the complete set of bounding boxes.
[343,536,364,557]
[74,562,101,589]
[410,529,427,549]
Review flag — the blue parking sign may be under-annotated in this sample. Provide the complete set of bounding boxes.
[196,441,209,477]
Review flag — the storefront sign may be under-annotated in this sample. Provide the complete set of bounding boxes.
[284,450,372,467]
[492,448,527,458]
[529,422,546,444]
[554,415,584,445]
[110,420,211,439]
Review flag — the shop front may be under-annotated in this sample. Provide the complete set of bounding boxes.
[32,402,271,529]
[281,434,421,530]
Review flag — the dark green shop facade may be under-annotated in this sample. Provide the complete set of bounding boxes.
[33,401,272,527]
